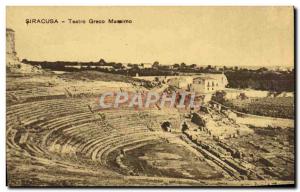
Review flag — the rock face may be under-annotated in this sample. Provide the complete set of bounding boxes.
[191,107,254,139]
[6,28,19,66]
[6,28,42,74]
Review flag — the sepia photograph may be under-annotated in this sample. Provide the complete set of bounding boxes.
[6,6,295,187]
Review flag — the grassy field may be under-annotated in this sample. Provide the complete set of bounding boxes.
[58,70,155,89]
[224,97,294,119]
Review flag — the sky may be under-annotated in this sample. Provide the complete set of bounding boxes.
[6,6,294,67]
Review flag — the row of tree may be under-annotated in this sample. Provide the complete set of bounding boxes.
[22,59,294,92]
[225,70,294,92]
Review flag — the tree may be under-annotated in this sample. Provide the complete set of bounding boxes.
[98,59,106,65]
[180,63,186,68]
[152,61,159,68]
[22,59,28,63]
[173,63,180,69]
[257,67,268,72]
[212,90,227,103]
[190,64,197,68]
[239,93,248,100]
[113,63,123,69]
[206,65,212,70]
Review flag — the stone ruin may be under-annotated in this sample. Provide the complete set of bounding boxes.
[191,105,254,140]
[6,28,42,74]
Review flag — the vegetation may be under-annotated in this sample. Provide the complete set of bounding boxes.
[224,98,293,119]
[225,70,294,92]
[212,91,294,119]
[58,71,156,89]
[22,59,294,92]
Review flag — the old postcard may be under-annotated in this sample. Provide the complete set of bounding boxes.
[6,6,295,187]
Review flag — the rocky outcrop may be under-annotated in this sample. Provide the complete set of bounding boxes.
[6,28,42,74]
[191,107,253,139]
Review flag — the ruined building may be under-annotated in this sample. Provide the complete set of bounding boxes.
[6,28,19,66]
[6,28,42,73]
